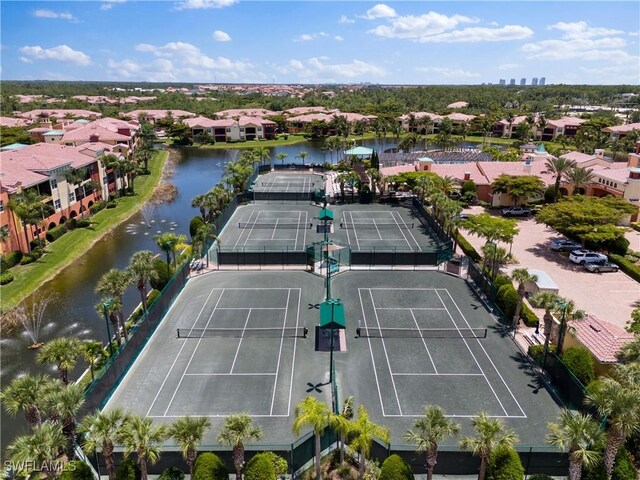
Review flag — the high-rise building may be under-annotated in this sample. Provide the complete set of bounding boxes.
[520,78,526,86]
[532,77,539,86]
[499,79,506,85]
[509,78,516,85]
[540,77,546,86]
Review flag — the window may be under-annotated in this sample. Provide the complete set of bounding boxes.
[54,199,61,210]
[50,179,58,189]
[103,176,108,184]
[240,127,245,132]
[258,126,262,131]
[226,128,231,133]
[0,201,3,213]
[69,192,76,203]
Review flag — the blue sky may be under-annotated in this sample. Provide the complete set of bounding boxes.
[1,1,639,85]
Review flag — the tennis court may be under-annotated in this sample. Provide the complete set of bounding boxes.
[252,172,324,193]
[104,271,561,445]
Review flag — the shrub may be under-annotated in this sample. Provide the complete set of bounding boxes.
[45,224,68,242]
[461,180,477,194]
[496,284,519,320]
[544,186,555,203]
[75,219,91,228]
[30,238,45,250]
[493,275,511,289]
[609,254,640,283]
[190,216,205,239]
[90,201,107,214]
[582,446,637,480]
[521,304,539,327]
[1,250,23,269]
[60,461,94,480]
[192,453,227,480]
[147,289,161,307]
[561,346,595,386]
[106,201,117,209]
[528,343,556,366]
[527,475,554,480]
[158,467,184,480]
[260,451,288,477]
[379,454,414,480]
[20,253,37,265]
[1,271,15,285]
[115,458,141,480]
[456,231,481,262]
[150,259,173,291]
[485,447,524,480]
[244,453,276,480]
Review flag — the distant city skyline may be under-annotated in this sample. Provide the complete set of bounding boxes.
[1,1,638,85]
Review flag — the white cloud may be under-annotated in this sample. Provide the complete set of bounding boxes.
[100,0,126,10]
[335,36,344,41]
[416,66,480,78]
[293,32,329,42]
[33,9,79,22]
[212,30,231,42]
[549,21,623,39]
[19,45,91,65]
[277,57,386,82]
[175,0,237,9]
[360,4,397,20]
[19,57,34,64]
[498,63,519,70]
[339,15,355,24]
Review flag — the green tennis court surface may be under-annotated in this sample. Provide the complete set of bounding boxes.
[104,271,561,445]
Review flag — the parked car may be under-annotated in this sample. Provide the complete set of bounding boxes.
[501,206,532,217]
[550,239,582,252]
[584,261,620,273]
[569,250,608,265]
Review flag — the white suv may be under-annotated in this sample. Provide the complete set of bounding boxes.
[569,249,608,265]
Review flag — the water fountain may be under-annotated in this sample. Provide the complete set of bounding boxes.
[13,297,50,349]
[225,148,239,165]
[140,202,156,229]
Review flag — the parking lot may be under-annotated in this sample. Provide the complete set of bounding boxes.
[460,207,640,330]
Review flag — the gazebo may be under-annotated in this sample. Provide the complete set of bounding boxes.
[343,146,373,157]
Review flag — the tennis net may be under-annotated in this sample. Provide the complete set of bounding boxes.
[261,182,321,188]
[340,222,414,229]
[355,327,487,339]
[238,222,312,229]
[177,327,308,338]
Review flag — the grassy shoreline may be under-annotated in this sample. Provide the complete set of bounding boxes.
[0,150,168,311]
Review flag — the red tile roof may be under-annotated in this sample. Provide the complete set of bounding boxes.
[62,125,131,143]
[569,315,635,363]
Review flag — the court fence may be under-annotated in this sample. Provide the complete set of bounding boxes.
[81,260,191,415]
[217,246,308,267]
[88,433,568,479]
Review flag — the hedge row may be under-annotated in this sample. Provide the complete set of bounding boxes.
[1,271,15,285]
[1,250,23,270]
[46,224,68,242]
[609,253,640,283]
[192,453,227,480]
[380,454,414,480]
[456,231,481,262]
[20,248,44,265]
[90,201,107,214]
[561,346,595,385]
[495,284,539,327]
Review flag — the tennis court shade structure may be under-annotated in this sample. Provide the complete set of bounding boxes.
[104,271,562,446]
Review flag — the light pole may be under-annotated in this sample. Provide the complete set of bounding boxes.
[165,240,173,277]
[555,300,568,356]
[102,300,115,357]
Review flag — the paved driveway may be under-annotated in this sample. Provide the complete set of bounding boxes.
[459,207,640,330]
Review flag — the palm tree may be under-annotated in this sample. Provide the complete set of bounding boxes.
[118,415,168,480]
[0,373,51,428]
[0,224,10,247]
[433,175,455,197]
[191,194,207,220]
[154,232,183,272]
[349,405,390,479]
[82,340,105,381]
[585,374,640,479]
[529,291,562,364]
[547,409,603,480]
[96,268,133,340]
[459,412,519,480]
[537,115,548,141]
[564,166,594,195]
[329,396,355,465]
[7,189,53,252]
[404,405,460,480]
[217,413,263,480]
[255,147,271,168]
[346,170,360,204]
[297,151,309,167]
[545,157,576,202]
[168,416,212,476]
[128,250,159,313]
[510,268,538,332]
[37,337,83,384]
[506,112,515,139]
[79,408,130,480]
[7,422,66,479]
[64,167,95,219]
[481,243,508,280]
[44,383,85,458]
[415,175,434,202]
[97,296,123,348]
[275,152,288,166]
[293,396,331,480]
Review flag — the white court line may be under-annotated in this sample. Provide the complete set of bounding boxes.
[229,309,252,374]
[144,288,219,417]
[216,307,286,310]
[372,218,383,240]
[358,288,387,416]
[270,289,291,415]
[349,212,362,250]
[375,307,446,310]
[243,211,263,247]
[392,373,484,376]
[184,373,277,376]
[383,414,527,419]
[270,219,280,240]
[287,288,301,416]
[302,211,309,248]
[293,211,301,251]
[369,289,403,415]
[149,414,291,418]
[393,210,422,251]
[442,289,527,418]
[343,212,352,247]
[434,290,509,417]
[233,210,256,250]
[409,308,438,374]
[162,290,226,416]
[389,211,414,251]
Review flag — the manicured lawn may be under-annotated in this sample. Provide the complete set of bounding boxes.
[0,150,168,311]
[190,134,309,149]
